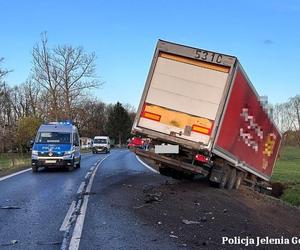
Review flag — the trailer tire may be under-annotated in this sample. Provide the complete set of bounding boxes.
[234,171,244,190]
[227,168,237,190]
[219,165,231,189]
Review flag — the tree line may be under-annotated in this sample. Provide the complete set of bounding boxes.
[0,33,135,153]
[1,33,299,152]
[273,95,300,147]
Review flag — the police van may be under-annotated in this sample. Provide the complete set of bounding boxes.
[31,121,81,172]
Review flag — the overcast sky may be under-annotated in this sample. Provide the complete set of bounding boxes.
[1,0,299,107]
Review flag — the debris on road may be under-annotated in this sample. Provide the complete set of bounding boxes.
[142,185,164,203]
[36,241,61,245]
[145,192,163,203]
[157,221,162,225]
[133,204,147,209]
[200,216,207,222]
[169,234,179,239]
[123,184,133,188]
[82,191,96,196]
[0,205,21,209]
[0,240,18,247]
[182,219,200,225]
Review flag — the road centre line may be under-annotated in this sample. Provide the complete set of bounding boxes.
[136,155,159,174]
[68,154,110,250]
[76,182,85,195]
[0,168,31,182]
[60,201,76,232]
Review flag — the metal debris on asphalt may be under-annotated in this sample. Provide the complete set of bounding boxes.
[0,240,18,247]
[133,204,146,209]
[182,219,201,225]
[145,192,162,203]
[36,241,61,245]
[0,206,21,209]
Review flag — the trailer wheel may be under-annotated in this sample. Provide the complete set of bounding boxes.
[234,171,245,189]
[219,166,231,189]
[226,168,237,190]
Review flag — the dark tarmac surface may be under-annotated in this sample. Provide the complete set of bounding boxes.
[0,152,105,249]
[1,149,300,250]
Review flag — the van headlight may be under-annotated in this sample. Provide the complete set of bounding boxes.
[64,150,74,156]
[32,150,38,156]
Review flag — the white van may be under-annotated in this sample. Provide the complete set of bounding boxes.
[92,136,110,154]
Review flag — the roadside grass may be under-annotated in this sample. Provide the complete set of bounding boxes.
[0,153,31,177]
[272,146,300,206]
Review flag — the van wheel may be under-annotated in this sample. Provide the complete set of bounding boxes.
[68,161,75,171]
[77,161,81,168]
[32,166,38,173]
[226,168,237,190]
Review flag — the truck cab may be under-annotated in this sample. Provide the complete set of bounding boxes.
[31,121,81,172]
[92,136,110,154]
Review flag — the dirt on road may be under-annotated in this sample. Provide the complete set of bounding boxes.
[116,173,300,249]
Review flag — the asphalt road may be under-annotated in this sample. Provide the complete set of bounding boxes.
[78,150,178,250]
[0,152,106,249]
[1,149,300,250]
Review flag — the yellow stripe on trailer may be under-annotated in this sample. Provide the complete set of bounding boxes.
[159,52,230,73]
[143,103,213,135]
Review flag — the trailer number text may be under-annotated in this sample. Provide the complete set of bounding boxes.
[195,49,223,64]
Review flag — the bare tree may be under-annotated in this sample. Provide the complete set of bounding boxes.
[287,95,300,146]
[31,32,101,120]
[0,58,10,81]
[273,95,300,147]
[32,33,61,120]
[54,45,100,118]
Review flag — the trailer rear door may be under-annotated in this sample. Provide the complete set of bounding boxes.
[137,50,232,146]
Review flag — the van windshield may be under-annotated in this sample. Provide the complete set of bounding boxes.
[35,132,71,144]
[94,139,107,144]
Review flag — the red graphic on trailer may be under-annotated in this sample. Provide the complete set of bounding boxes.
[215,69,281,179]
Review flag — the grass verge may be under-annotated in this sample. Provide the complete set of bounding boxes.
[272,146,300,206]
[0,153,31,178]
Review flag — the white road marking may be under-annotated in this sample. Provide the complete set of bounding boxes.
[69,155,110,250]
[84,172,91,179]
[60,201,76,232]
[136,155,159,174]
[76,182,85,195]
[0,168,31,182]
